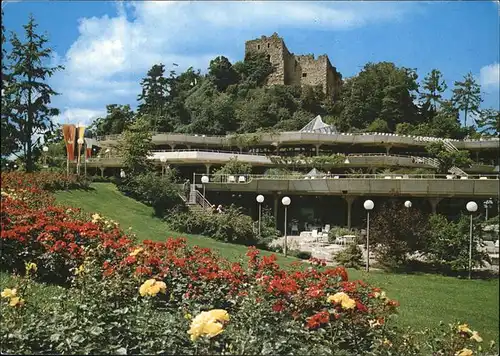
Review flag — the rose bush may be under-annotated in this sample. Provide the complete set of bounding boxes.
[0,172,495,355]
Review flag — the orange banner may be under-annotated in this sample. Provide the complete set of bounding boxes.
[62,124,76,161]
[86,148,92,158]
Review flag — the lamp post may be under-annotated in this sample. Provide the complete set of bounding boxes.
[42,146,49,168]
[282,196,291,257]
[77,138,84,175]
[256,194,264,238]
[363,200,375,272]
[83,140,88,177]
[201,175,209,203]
[404,200,412,208]
[483,198,493,221]
[466,201,478,280]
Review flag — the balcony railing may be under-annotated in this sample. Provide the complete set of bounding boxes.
[95,131,500,144]
[194,173,499,184]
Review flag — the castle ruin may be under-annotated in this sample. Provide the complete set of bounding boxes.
[244,33,342,98]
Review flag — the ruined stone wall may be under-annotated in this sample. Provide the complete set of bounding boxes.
[296,55,328,93]
[284,51,302,86]
[245,33,342,97]
[244,33,286,85]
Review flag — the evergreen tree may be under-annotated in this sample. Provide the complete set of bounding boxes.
[1,8,17,158]
[451,72,482,127]
[419,69,448,118]
[5,14,63,172]
[476,108,500,136]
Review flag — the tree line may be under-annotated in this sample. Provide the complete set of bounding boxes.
[1,13,499,172]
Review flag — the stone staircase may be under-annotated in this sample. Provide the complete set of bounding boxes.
[441,139,469,178]
[178,187,213,211]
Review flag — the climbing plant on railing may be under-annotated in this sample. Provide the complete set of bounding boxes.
[212,157,252,182]
[269,154,346,170]
[226,133,262,148]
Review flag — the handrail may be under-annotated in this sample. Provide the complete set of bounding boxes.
[195,173,499,183]
[194,189,212,209]
[152,149,440,163]
[96,131,500,143]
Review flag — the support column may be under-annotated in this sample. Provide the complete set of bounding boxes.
[187,145,191,150]
[238,146,243,154]
[385,145,392,156]
[475,151,479,163]
[170,144,176,152]
[428,197,442,214]
[99,167,105,177]
[342,196,357,229]
[273,193,279,229]
[205,164,211,175]
[315,144,321,156]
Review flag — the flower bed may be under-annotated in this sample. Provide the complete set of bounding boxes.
[0,172,493,355]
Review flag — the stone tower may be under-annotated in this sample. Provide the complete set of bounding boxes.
[244,33,342,98]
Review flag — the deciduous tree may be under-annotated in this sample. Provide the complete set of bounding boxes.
[118,115,154,175]
[425,142,472,174]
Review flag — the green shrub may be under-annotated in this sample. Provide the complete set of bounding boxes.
[117,172,185,217]
[334,243,363,269]
[290,250,312,260]
[165,205,257,245]
[212,158,252,182]
[255,208,280,249]
[327,226,353,243]
[427,214,491,273]
[370,201,429,270]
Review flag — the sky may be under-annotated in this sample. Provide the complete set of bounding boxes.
[2,0,500,127]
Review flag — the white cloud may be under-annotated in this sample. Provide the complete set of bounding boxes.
[53,108,106,127]
[480,63,500,89]
[51,1,420,124]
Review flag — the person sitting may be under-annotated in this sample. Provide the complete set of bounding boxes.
[217,204,223,214]
[211,204,217,214]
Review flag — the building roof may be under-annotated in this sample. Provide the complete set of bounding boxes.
[299,115,337,134]
[306,168,325,177]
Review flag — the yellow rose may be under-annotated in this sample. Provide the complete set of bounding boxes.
[327,292,356,310]
[139,279,167,297]
[203,321,224,338]
[9,297,24,307]
[188,309,229,341]
[129,248,144,257]
[207,309,230,322]
[327,292,348,304]
[1,288,17,298]
[74,265,85,275]
[455,348,473,356]
[458,323,472,334]
[470,331,483,343]
[25,262,38,273]
[383,338,392,347]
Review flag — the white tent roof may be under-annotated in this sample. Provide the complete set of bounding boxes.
[306,168,325,176]
[299,115,337,134]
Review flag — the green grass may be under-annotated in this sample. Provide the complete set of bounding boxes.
[54,183,299,267]
[52,183,499,343]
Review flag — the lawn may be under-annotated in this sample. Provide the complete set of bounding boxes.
[54,183,299,267]
[53,183,499,343]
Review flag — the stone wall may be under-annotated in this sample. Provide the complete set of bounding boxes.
[244,33,286,86]
[244,33,342,98]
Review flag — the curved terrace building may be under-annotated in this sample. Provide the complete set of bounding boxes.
[79,115,499,231]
